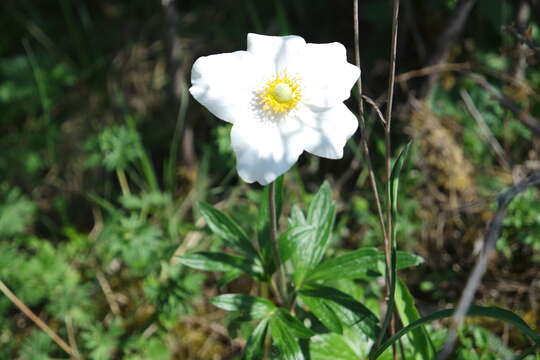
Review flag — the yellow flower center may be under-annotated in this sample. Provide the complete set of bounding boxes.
[258,71,302,114]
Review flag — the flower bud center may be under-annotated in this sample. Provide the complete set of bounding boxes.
[271,83,293,103]
[258,71,302,114]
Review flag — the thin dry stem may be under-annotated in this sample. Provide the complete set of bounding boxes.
[438,171,540,359]
[0,280,80,359]
[353,0,388,244]
[396,62,471,83]
[66,316,82,359]
[362,94,387,126]
[460,89,511,171]
[96,270,121,316]
[384,0,400,355]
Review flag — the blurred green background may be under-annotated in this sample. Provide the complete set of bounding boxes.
[1,0,539,358]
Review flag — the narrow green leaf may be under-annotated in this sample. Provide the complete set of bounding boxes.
[394,279,434,359]
[300,294,343,334]
[178,252,263,280]
[243,318,269,360]
[395,251,424,269]
[211,294,276,319]
[275,308,315,339]
[370,305,540,359]
[199,201,258,257]
[390,142,411,219]
[377,142,412,350]
[217,269,244,287]
[270,314,305,360]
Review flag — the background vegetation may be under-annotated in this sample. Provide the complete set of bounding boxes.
[1,0,539,358]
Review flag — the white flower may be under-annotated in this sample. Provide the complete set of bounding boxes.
[190,33,360,185]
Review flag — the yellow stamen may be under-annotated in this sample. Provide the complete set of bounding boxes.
[258,71,302,114]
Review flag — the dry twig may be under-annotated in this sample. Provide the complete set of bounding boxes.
[0,280,81,359]
[438,171,540,359]
[468,73,540,136]
[419,0,477,98]
[459,89,511,171]
[353,0,388,245]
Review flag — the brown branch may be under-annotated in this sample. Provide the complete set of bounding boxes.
[66,316,82,359]
[362,94,387,126]
[0,280,81,359]
[459,89,511,171]
[397,63,471,83]
[510,1,532,81]
[161,0,195,167]
[438,171,540,359]
[96,271,121,316]
[505,24,540,58]
[419,0,477,98]
[468,73,540,136]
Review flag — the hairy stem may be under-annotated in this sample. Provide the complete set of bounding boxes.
[269,182,286,305]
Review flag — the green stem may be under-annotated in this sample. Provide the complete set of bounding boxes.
[116,169,131,196]
[376,0,401,357]
[269,182,286,305]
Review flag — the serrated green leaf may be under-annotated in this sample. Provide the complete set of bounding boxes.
[289,204,307,227]
[178,252,263,280]
[211,294,276,319]
[306,249,423,283]
[309,205,336,269]
[278,225,316,263]
[275,308,314,339]
[199,201,258,257]
[243,318,269,360]
[300,294,343,334]
[280,183,337,288]
[309,333,359,360]
[307,182,332,226]
[307,248,380,282]
[270,314,305,360]
[394,279,434,359]
[299,284,379,339]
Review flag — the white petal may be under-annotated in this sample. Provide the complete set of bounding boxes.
[231,117,305,185]
[247,33,306,73]
[190,51,268,123]
[299,43,360,108]
[296,103,358,159]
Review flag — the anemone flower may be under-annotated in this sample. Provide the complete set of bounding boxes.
[190,33,360,185]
